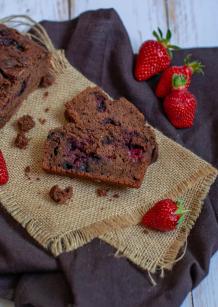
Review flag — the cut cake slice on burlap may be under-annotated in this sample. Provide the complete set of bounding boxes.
[42,86,158,188]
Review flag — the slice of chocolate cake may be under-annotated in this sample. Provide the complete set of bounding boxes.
[0,24,53,128]
[42,87,158,188]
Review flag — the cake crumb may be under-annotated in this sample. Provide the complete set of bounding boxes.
[24,166,31,179]
[14,132,29,149]
[49,185,73,204]
[96,188,109,197]
[25,166,31,174]
[44,107,50,113]
[36,177,40,181]
[17,115,35,132]
[113,193,120,198]
[43,91,49,98]
[40,72,55,88]
[38,118,46,125]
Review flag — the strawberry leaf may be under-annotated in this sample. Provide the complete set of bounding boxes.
[152,30,160,41]
[184,54,192,64]
[176,198,185,207]
[166,29,172,41]
[178,215,185,225]
[184,54,204,74]
[158,27,163,39]
[167,44,180,50]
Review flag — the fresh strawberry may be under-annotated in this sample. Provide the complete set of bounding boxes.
[141,198,187,232]
[135,28,179,81]
[163,75,197,128]
[156,55,204,97]
[0,150,9,185]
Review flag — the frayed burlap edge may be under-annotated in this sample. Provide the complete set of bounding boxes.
[0,16,217,269]
[102,169,218,275]
[1,162,217,256]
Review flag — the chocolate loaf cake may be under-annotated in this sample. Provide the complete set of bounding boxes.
[0,24,53,128]
[43,87,158,188]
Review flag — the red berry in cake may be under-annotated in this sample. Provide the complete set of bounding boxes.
[135,28,179,81]
[141,198,187,232]
[128,146,144,162]
[163,75,197,128]
[0,150,9,185]
[156,55,204,97]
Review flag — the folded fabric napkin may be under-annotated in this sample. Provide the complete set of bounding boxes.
[0,10,217,307]
[0,16,217,278]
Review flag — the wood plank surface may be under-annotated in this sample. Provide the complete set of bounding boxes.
[167,0,218,48]
[0,0,69,21]
[0,1,218,307]
[192,252,218,307]
[181,293,193,307]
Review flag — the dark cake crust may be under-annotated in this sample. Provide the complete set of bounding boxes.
[0,24,53,128]
[43,87,158,188]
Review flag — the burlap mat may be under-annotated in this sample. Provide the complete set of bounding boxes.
[0,17,217,273]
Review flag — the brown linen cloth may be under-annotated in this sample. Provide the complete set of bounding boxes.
[0,9,217,307]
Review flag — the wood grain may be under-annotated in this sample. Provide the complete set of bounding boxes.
[192,252,218,307]
[0,0,69,21]
[0,1,217,307]
[181,293,193,307]
[167,0,218,48]
[70,0,168,52]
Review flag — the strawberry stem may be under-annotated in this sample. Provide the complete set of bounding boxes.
[175,198,189,225]
[172,74,187,89]
[184,54,204,74]
[152,28,180,58]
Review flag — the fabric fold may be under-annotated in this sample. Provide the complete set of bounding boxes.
[0,9,217,307]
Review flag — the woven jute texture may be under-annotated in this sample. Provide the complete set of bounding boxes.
[0,17,217,273]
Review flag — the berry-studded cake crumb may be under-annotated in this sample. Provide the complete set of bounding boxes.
[14,132,29,149]
[17,114,35,132]
[43,87,158,188]
[49,185,73,204]
[96,188,110,197]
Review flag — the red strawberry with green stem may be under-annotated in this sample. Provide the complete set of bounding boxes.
[141,198,188,232]
[0,150,9,185]
[156,54,204,98]
[163,74,197,128]
[135,28,179,81]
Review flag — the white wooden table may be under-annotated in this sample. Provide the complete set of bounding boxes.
[0,1,217,307]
